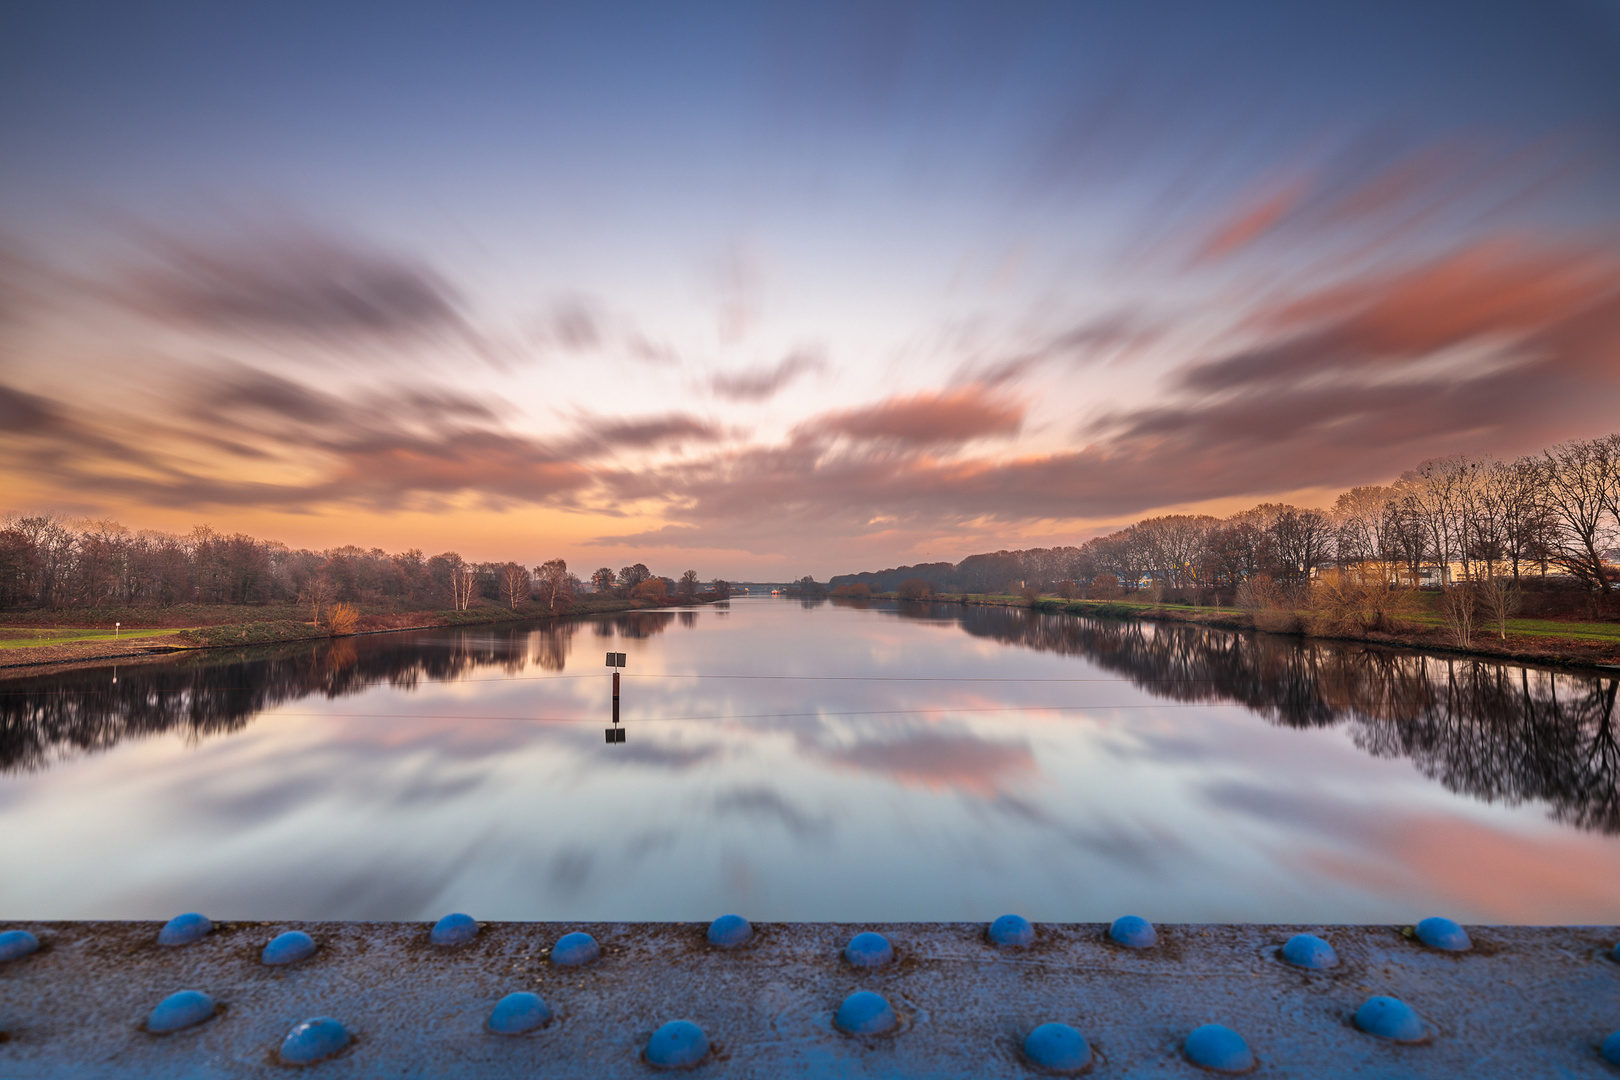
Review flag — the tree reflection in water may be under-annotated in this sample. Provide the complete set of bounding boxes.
[943,605,1620,834]
[0,612,671,773]
[3,603,1616,835]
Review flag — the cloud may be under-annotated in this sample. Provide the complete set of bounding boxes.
[1228,239,1617,374]
[0,383,66,433]
[0,366,593,513]
[108,224,469,346]
[804,387,1024,445]
[953,310,1169,390]
[1195,182,1307,262]
[710,348,826,402]
[550,299,602,351]
[574,413,725,452]
[588,234,1620,556]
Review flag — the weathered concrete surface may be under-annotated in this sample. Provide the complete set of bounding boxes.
[2,921,1618,1077]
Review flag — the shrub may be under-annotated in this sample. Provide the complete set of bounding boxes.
[632,578,668,601]
[897,578,932,600]
[324,602,360,635]
[831,583,872,599]
[1088,573,1122,600]
[1307,565,1412,635]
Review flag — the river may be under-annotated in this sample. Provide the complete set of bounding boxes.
[1,597,1616,924]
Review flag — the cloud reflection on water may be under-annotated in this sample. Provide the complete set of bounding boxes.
[1,600,1617,922]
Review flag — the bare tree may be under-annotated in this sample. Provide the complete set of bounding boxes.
[1439,582,1476,646]
[1382,493,1430,587]
[678,569,699,597]
[591,567,616,593]
[534,558,573,613]
[1542,438,1618,592]
[1492,457,1549,579]
[1134,514,1217,590]
[499,562,531,609]
[1404,456,1482,585]
[1267,507,1334,589]
[619,563,651,589]
[297,575,336,624]
[1476,575,1522,640]
[451,563,478,610]
[1332,486,1393,568]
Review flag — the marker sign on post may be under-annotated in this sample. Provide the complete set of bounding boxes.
[606,652,626,742]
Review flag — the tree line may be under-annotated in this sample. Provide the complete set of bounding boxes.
[0,517,726,613]
[832,432,1620,603]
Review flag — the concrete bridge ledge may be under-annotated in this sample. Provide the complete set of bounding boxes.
[1,921,1617,1077]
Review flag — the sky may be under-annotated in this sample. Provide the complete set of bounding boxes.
[1,0,1618,579]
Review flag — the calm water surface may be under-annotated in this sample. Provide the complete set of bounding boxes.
[2,598,1617,923]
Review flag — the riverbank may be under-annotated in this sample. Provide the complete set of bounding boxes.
[858,591,1620,669]
[0,595,717,670]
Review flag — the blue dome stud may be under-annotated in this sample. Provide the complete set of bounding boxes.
[1414,917,1470,952]
[0,930,39,963]
[147,990,216,1033]
[551,931,600,966]
[487,992,551,1035]
[262,930,317,966]
[989,914,1035,948]
[1280,933,1338,970]
[279,1017,351,1065]
[844,931,894,968]
[645,1020,710,1068]
[1353,996,1428,1042]
[158,913,211,947]
[1184,1024,1255,1073]
[1109,915,1157,949]
[430,913,478,947]
[835,991,897,1036]
[1602,1030,1620,1065]
[1022,1022,1092,1073]
[707,914,753,947]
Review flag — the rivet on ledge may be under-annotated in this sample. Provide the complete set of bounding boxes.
[158,913,212,947]
[279,1017,351,1065]
[988,914,1035,948]
[262,931,317,966]
[147,990,216,1033]
[1353,996,1428,1043]
[707,914,753,947]
[1022,1021,1092,1073]
[1183,1023,1255,1073]
[0,930,39,963]
[844,931,894,968]
[1414,917,1470,952]
[551,931,600,966]
[835,991,896,1035]
[1280,933,1338,970]
[487,991,551,1035]
[430,913,478,947]
[645,1020,711,1069]
[1108,915,1156,949]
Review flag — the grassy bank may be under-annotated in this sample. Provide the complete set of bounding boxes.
[0,594,709,667]
[860,591,1620,668]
